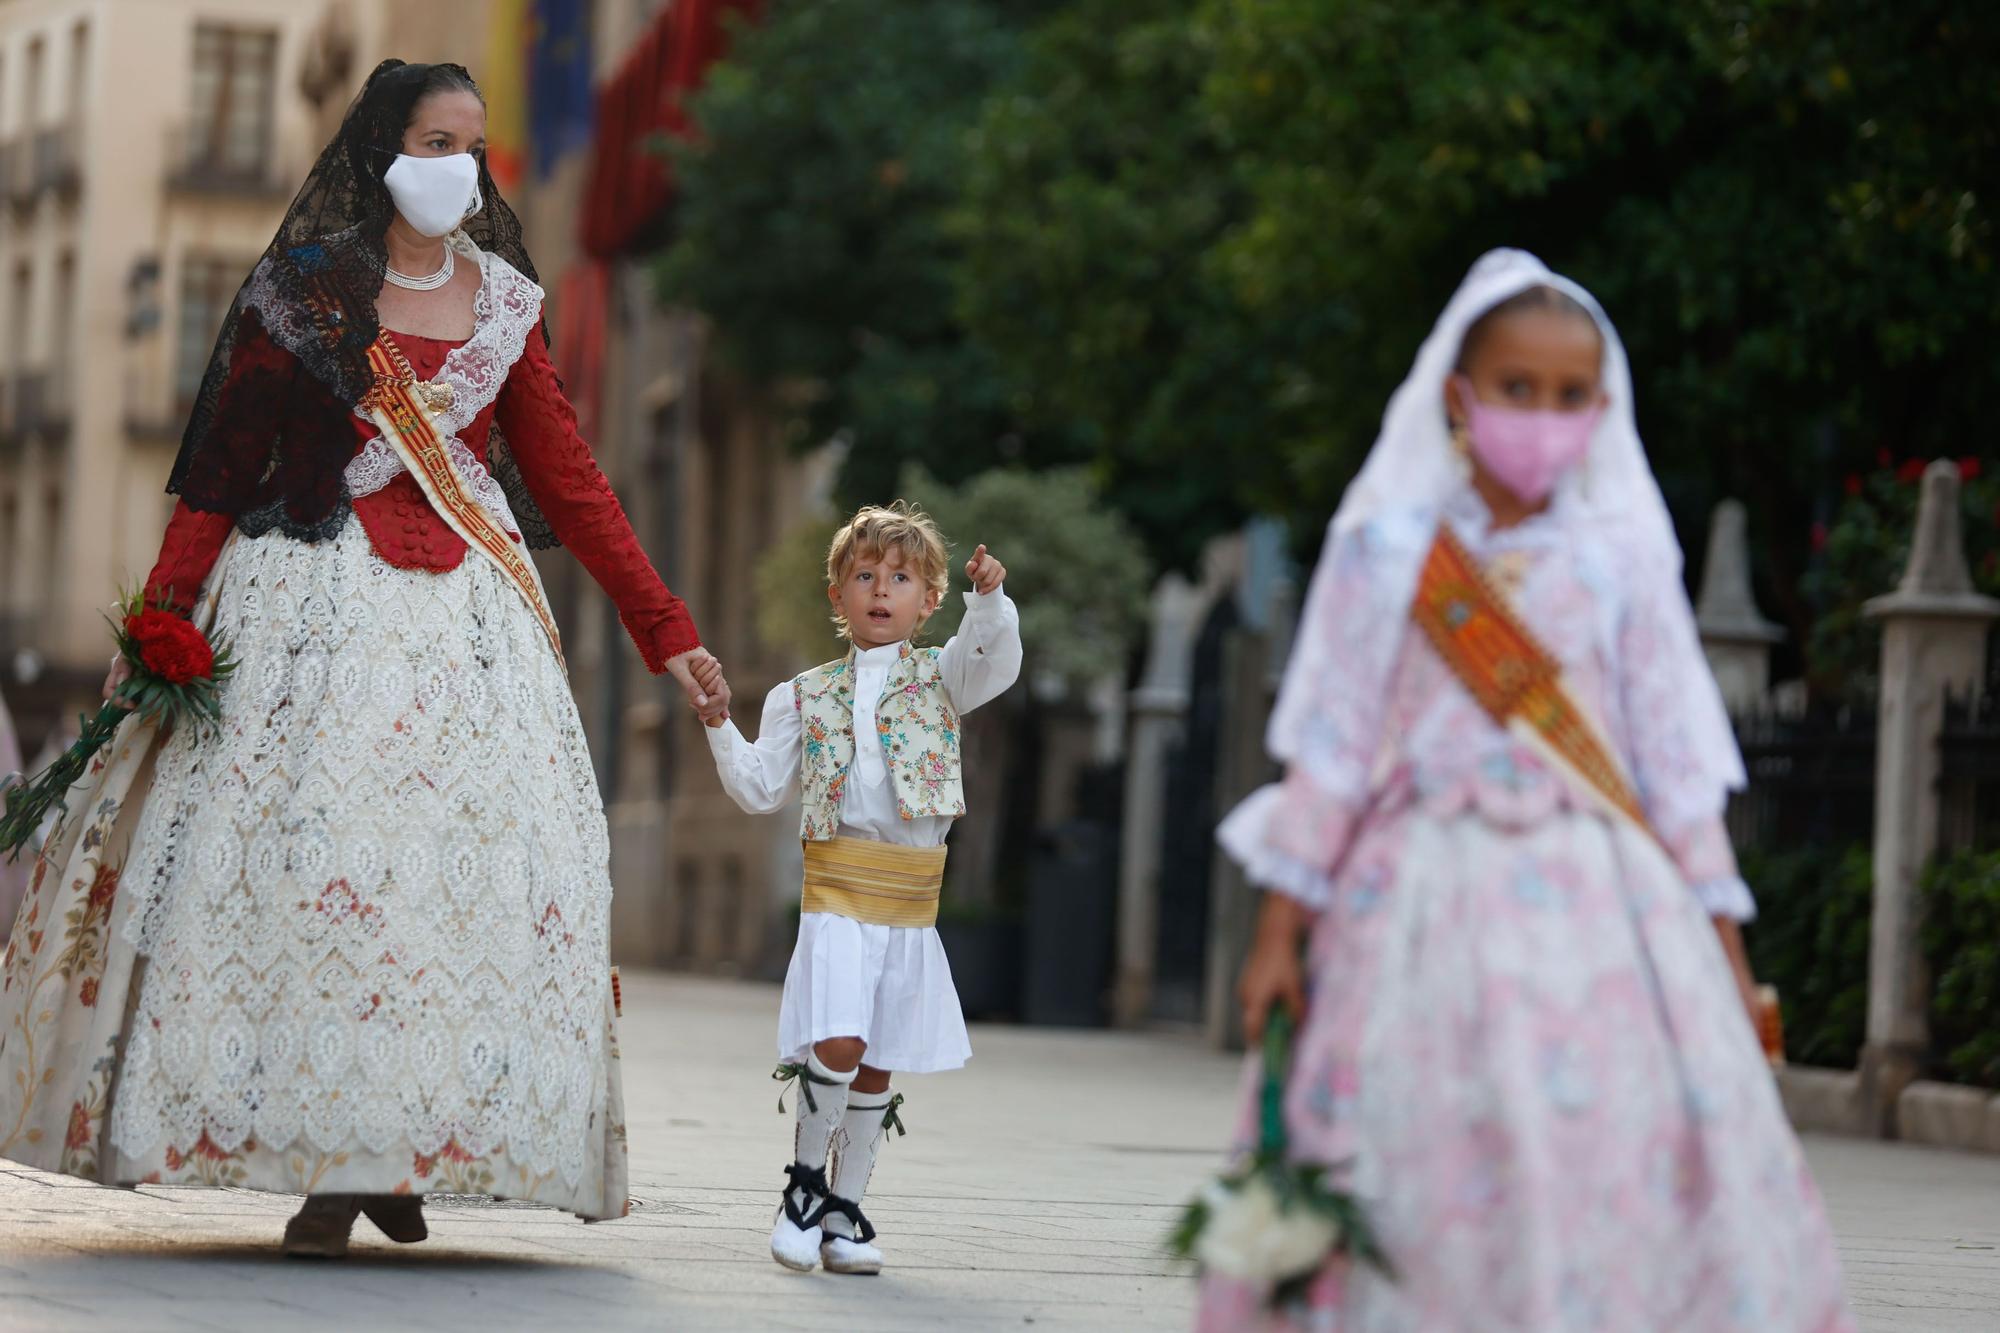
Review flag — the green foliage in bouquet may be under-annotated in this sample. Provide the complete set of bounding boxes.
[0,590,236,860]
[1170,1010,1392,1305]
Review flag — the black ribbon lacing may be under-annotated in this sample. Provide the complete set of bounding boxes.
[817,1192,877,1245]
[773,1061,843,1115]
[880,1092,907,1139]
[781,1161,832,1230]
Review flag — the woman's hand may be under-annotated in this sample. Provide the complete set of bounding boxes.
[665,648,730,726]
[1240,892,1312,1042]
[101,654,136,711]
[964,544,1006,596]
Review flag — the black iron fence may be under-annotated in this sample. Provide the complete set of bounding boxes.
[1941,657,2000,852]
[1729,661,2000,857]
[1728,704,1879,855]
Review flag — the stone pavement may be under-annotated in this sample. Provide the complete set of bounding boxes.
[2,972,1997,1332]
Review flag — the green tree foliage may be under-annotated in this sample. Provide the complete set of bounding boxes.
[1187,1,1720,523]
[954,1,1262,569]
[908,465,1153,682]
[663,0,1998,659]
[752,518,841,669]
[1737,837,2000,1086]
[1925,849,2000,1089]
[962,0,1999,624]
[654,2,1082,508]
[1739,842,1872,1069]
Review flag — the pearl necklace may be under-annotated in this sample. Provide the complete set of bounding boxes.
[384,246,455,291]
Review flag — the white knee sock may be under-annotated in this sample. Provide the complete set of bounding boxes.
[788,1051,856,1173]
[824,1088,902,1239]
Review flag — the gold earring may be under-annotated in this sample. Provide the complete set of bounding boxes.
[1450,420,1471,458]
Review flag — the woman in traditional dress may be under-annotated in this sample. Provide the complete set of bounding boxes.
[0,61,725,1256]
[1201,250,1852,1330]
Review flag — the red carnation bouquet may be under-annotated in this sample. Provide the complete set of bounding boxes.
[0,589,236,860]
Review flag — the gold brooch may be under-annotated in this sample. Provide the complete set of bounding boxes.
[412,380,455,414]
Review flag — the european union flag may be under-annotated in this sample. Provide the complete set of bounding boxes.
[530,0,594,180]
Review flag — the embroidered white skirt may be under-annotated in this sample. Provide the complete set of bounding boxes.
[778,913,971,1074]
[79,521,625,1217]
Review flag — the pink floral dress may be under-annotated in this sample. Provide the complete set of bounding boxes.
[1201,488,1854,1332]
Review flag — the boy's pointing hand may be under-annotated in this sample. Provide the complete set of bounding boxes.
[965,544,1006,596]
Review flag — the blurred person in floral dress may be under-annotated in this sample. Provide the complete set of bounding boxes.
[1199,250,1853,1331]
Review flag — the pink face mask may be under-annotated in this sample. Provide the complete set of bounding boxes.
[1455,376,1603,504]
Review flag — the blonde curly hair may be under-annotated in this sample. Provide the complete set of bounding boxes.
[826,501,951,638]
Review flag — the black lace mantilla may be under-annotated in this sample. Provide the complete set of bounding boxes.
[167,59,559,550]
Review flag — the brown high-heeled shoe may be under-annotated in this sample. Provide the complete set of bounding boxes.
[282,1194,361,1259]
[359,1194,428,1244]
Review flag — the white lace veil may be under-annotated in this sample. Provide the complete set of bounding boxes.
[1269,247,1745,804]
[1333,248,1676,557]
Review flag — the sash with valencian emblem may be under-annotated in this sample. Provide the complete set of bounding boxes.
[1411,524,1651,837]
[1415,526,1793,1064]
[361,330,566,671]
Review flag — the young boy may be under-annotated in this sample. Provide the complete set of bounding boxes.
[702,502,1021,1274]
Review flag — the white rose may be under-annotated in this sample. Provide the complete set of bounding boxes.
[1194,1175,1342,1284]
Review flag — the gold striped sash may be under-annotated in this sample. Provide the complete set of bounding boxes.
[1412,525,1651,835]
[801,837,948,929]
[362,332,566,671]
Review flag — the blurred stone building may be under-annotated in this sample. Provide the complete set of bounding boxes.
[0,0,336,729]
[0,0,819,976]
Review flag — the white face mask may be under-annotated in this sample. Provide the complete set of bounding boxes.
[382,152,481,238]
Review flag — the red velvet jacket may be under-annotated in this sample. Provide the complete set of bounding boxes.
[147,320,699,673]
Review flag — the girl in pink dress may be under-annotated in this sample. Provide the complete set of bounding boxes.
[1202,250,1853,1331]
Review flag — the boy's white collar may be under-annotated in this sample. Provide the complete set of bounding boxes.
[852,639,908,666]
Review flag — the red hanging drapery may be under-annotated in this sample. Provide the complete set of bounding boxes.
[579,0,760,260]
[552,261,610,439]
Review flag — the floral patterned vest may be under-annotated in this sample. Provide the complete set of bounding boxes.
[792,643,966,841]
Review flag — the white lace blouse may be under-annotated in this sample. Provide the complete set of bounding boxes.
[1224,487,1757,920]
[706,590,1023,848]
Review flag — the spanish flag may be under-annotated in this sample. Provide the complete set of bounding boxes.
[481,0,531,192]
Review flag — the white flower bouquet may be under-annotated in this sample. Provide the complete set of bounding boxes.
[1170,1010,1391,1302]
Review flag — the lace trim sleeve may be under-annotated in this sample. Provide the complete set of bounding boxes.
[1690,876,1757,922]
[1657,815,1756,921]
[1216,768,1360,911]
[436,242,543,438]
